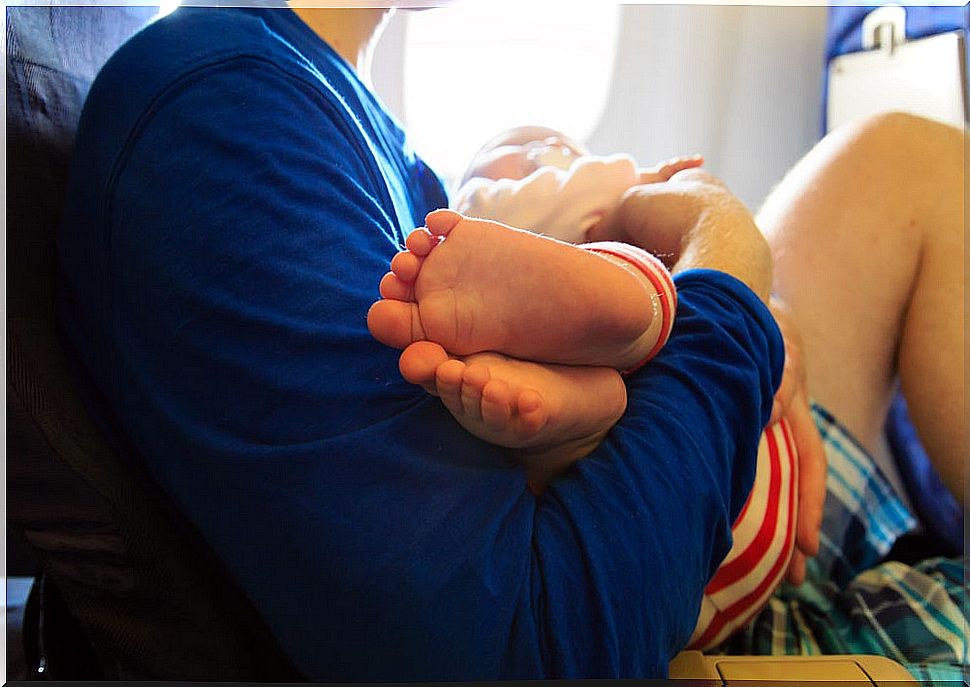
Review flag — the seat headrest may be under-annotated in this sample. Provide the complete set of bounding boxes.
[6,5,158,320]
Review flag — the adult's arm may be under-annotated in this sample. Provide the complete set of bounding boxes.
[593,169,772,300]
[104,64,783,680]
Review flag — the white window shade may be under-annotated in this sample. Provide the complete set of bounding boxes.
[403,0,620,184]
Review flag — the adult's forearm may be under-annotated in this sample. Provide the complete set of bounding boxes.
[673,206,773,303]
[601,172,773,303]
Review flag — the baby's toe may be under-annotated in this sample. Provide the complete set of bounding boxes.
[460,364,489,419]
[398,341,448,387]
[516,389,547,438]
[481,379,513,429]
[390,250,423,282]
[405,228,440,257]
[436,359,466,414]
[425,209,464,237]
[379,272,413,301]
[366,299,425,349]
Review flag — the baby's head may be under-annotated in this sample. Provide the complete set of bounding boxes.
[460,125,589,186]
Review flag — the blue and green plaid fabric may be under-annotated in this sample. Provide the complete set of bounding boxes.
[716,404,968,684]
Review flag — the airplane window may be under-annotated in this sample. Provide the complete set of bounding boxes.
[403,0,620,184]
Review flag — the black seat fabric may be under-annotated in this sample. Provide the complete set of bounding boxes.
[6,6,302,680]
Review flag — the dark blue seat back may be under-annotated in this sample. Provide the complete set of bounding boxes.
[6,6,302,679]
[826,5,967,60]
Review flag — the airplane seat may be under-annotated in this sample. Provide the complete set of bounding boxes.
[5,6,303,680]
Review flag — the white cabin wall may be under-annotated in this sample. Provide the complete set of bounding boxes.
[372,5,828,211]
[586,5,828,210]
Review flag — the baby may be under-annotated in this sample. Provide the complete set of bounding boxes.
[367,128,796,650]
[452,125,694,248]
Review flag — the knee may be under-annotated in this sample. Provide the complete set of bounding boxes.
[838,111,963,160]
[855,110,931,135]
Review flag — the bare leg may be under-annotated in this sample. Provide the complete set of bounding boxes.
[758,112,965,501]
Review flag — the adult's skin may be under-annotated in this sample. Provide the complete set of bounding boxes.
[289,5,391,79]
[758,112,965,506]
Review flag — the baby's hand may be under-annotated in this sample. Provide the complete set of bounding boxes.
[637,154,704,184]
[583,155,704,245]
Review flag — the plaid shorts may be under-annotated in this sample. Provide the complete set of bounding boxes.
[715,403,968,685]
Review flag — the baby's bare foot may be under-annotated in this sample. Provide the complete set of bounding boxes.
[398,341,626,485]
[367,209,658,370]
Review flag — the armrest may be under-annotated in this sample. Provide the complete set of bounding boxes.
[669,650,916,684]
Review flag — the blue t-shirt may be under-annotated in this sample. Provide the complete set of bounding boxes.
[57,7,784,680]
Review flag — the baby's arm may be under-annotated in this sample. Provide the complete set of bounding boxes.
[454,154,640,244]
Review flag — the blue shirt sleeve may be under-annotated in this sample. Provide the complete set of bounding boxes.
[91,61,783,681]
